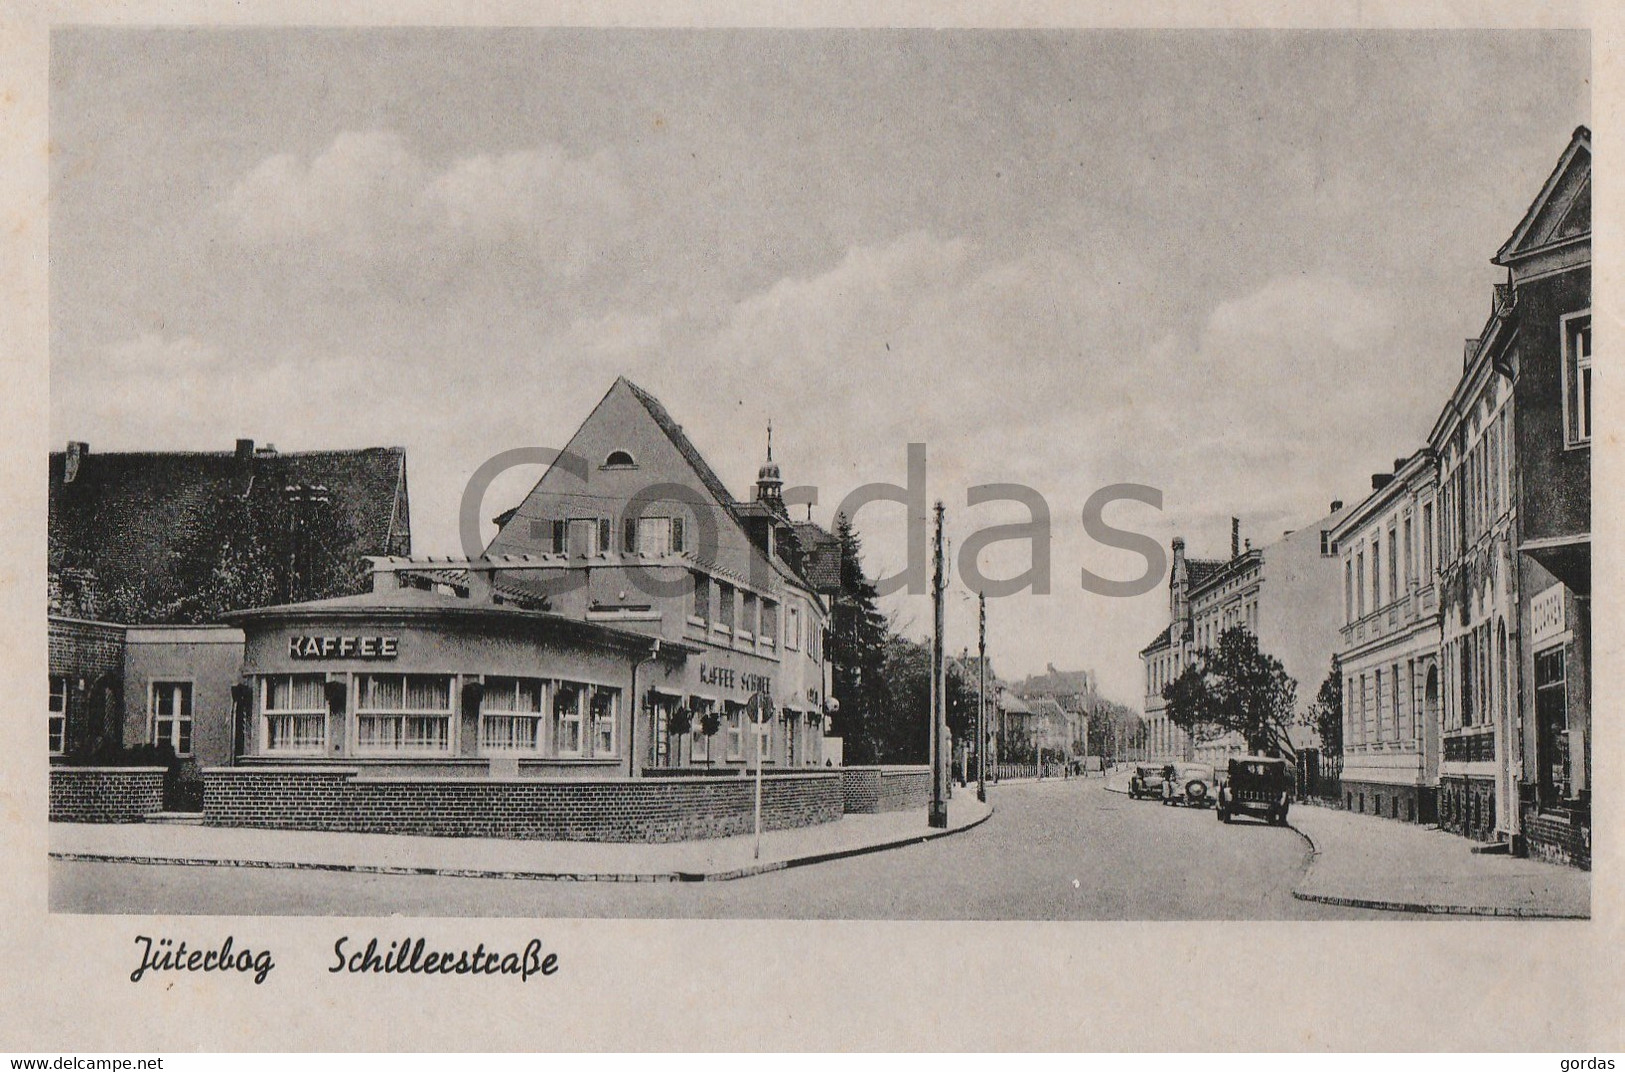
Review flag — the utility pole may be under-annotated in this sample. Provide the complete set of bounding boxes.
[977,590,987,804]
[928,500,948,828]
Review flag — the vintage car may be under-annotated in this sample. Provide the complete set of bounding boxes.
[1161,763,1218,808]
[1216,756,1293,825]
[1128,764,1171,800]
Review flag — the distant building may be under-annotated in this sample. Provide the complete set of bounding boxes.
[1329,449,1442,824]
[1141,506,1351,764]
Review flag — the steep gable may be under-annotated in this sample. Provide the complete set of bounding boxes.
[1495,126,1591,266]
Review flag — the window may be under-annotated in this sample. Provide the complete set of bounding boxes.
[717,582,735,632]
[590,687,619,757]
[264,673,327,752]
[567,518,600,556]
[356,673,453,752]
[1422,502,1434,576]
[726,705,746,760]
[481,676,546,751]
[151,681,194,756]
[550,520,566,554]
[1387,525,1398,603]
[634,517,674,555]
[604,450,636,468]
[810,624,822,663]
[740,591,757,641]
[1320,530,1333,557]
[1371,537,1381,610]
[1344,560,1354,624]
[1391,664,1402,736]
[554,684,585,756]
[786,605,801,650]
[1402,517,1413,591]
[1563,312,1591,445]
[691,572,711,624]
[672,516,685,553]
[49,675,67,755]
[1355,552,1366,618]
[1374,668,1384,741]
[1459,643,1474,727]
[761,599,779,650]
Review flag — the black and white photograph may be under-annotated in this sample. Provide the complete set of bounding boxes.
[4,1,1617,1055]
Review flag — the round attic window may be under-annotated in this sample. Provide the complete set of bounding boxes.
[604,450,637,468]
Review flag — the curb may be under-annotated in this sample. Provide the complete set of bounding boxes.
[1285,818,1588,919]
[49,806,996,885]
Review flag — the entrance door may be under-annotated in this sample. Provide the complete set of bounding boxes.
[1535,647,1569,804]
[1422,666,1440,783]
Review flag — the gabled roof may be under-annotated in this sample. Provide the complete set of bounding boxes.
[1185,558,1226,589]
[789,520,842,592]
[620,377,738,511]
[1494,126,1591,266]
[48,444,410,620]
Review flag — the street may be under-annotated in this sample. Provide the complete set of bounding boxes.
[52,778,1385,919]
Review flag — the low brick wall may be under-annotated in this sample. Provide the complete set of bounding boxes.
[1521,803,1590,870]
[50,766,166,823]
[1339,780,1430,825]
[840,766,930,813]
[202,767,843,842]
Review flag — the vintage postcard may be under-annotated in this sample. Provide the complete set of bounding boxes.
[2,0,1619,1053]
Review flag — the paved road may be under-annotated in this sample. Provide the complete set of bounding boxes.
[51,778,1382,919]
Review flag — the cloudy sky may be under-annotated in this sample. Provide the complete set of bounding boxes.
[49,27,1588,703]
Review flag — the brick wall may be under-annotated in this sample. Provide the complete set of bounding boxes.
[839,766,929,813]
[48,618,128,758]
[1521,802,1590,870]
[203,768,843,842]
[1340,780,1430,825]
[50,767,165,822]
[1438,775,1496,841]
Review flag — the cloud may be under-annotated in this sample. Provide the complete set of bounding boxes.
[218,131,632,275]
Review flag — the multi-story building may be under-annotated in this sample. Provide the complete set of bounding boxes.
[1329,449,1442,823]
[1495,126,1591,867]
[1140,507,1350,764]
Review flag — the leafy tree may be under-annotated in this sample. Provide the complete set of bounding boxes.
[1303,660,1343,768]
[826,512,890,762]
[865,633,977,764]
[1162,626,1300,760]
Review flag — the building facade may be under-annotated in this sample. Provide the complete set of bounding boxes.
[1330,450,1442,824]
[1141,507,1350,765]
[1495,126,1591,867]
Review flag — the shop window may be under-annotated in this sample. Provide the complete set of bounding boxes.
[263,673,327,752]
[726,705,746,760]
[690,572,711,625]
[148,681,194,757]
[1563,311,1591,446]
[690,699,714,764]
[760,599,778,650]
[1536,648,1569,802]
[481,676,546,751]
[590,687,619,757]
[49,675,67,755]
[356,673,453,752]
[554,685,585,757]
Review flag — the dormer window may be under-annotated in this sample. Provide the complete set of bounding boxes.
[604,450,637,469]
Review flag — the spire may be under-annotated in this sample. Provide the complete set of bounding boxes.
[756,419,784,510]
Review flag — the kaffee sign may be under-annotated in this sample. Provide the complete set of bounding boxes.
[289,635,399,659]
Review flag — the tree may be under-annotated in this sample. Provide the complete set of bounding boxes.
[825,512,890,763]
[1303,660,1343,769]
[1162,626,1300,760]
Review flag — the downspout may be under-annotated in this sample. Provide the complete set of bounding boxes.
[629,639,661,779]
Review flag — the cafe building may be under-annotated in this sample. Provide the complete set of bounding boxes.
[204,378,846,841]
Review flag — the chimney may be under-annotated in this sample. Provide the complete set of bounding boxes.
[1393,458,1407,473]
[236,438,255,460]
[465,563,495,604]
[1330,500,1344,513]
[1231,517,1241,559]
[63,441,88,484]
[1372,473,1395,491]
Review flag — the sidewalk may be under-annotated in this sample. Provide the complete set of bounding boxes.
[50,796,992,883]
[1289,803,1589,918]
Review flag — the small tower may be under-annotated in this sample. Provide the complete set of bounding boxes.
[755,420,785,512]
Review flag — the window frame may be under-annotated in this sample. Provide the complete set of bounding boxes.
[150,679,195,758]
[480,675,548,753]
[589,686,619,758]
[354,672,456,754]
[1561,310,1592,447]
[262,672,330,754]
[49,674,68,755]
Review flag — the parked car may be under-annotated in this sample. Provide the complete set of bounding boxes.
[1216,756,1292,825]
[1128,764,1171,800]
[1161,763,1218,808]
